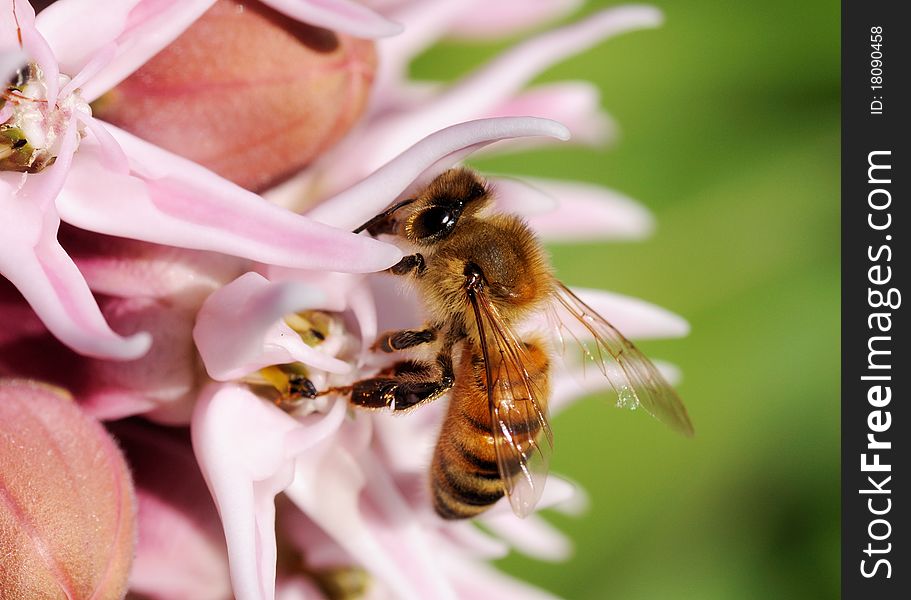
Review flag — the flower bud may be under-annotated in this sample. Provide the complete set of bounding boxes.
[0,380,136,599]
[94,0,377,192]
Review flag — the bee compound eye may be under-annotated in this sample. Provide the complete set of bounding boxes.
[416,205,458,239]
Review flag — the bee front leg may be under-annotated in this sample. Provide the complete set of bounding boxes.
[374,328,437,353]
[388,253,425,276]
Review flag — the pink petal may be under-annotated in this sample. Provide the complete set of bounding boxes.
[59,42,116,101]
[38,0,214,101]
[437,5,663,119]
[442,521,509,561]
[0,47,26,80]
[371,405,442,474]
[284,416,457,600]
[0,293,200,423]
[367,273,426,335]
[359,6,661,167]
[488,176,559,216]
[373,0,468,99]
[192,383,347,600]
[496,176,654,241]
[481,512,571,561]
[483,474,578,517]
[55,126,403,273]
[40,0,399,102]
[541,287,690,341]
[75,112,130,174]
[484,82,615,146]
[307,117,570,229]
[441,552,561,600]
[261,268,381,356]
[551,357,682,417]
[447,0,581,39]
[61,225,246,300]
[278,501,356,569]
[5,0,60,103]
[0,98,13,123]
[17,110,77,211]
[0,168,152,360]
[262,0,402,39]
[345,279,378,356]
[111,421,232,600]
[194,271,350,382]
[359,453,457,597]
[35,0,137,81]
[275,576,324,600]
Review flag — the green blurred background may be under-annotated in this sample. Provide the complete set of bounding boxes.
[414,1,839,598]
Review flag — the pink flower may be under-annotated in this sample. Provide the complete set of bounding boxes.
[1,3,689,599]
[1,0,402,361]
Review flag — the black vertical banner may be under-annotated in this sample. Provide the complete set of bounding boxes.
[842,1,909,598]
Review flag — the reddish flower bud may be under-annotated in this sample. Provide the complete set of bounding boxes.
[94,0,377,192]
[0,380,136,599]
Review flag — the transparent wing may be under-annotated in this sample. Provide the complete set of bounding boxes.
[550,282,694,436]
[468,287,553,518]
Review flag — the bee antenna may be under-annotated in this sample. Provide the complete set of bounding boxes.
[352,198,416,234]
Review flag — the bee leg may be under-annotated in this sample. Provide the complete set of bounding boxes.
[352,198,415,236]
[375,328,437,353]
[276,373,318,410]
[388,253,425,276]
[349,352,454,412]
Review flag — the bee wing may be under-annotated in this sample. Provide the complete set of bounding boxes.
[468,287,554,518]
[550,281,694,436]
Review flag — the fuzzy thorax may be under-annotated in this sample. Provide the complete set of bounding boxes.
[417,213,554,343]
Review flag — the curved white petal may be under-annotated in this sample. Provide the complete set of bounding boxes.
[0,122,150,360]
[40,0,215,101]
[308,117,570,229]
[481,512,572,561]
[489,176,559,216]
[482,474,579,519]
[36,0,140,79]
[536,287,689,342]
[442,521,509,561]
[496,176,654,241]
[551,357,683,416]
[284,420,457,600]
[262,0,402,39]
[447,0,582,39]
[373,0,467,99]
[484,81,616,146]
[194,272,350,381]
[55,127,403,273]
[439,546,562,600]
[6,0,60,103]
[192,383,346,600]
[433,5,663,121]
[360,6,661,168]
[40,0,399,101]
[0,207,152,360]
[0,47,26,80]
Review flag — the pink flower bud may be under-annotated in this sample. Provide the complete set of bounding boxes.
[0,380,136,599]
[94,0,377,192]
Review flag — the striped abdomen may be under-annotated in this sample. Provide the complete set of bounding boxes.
[431,341,549,519]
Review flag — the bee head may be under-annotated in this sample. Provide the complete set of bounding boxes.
[404,168,490,245]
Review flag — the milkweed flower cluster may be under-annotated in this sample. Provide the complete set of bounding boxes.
[0,1,686,599]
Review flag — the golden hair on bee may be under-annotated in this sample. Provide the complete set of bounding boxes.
[309,167,693,520]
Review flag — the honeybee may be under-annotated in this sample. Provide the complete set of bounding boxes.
[329,168,693,519]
